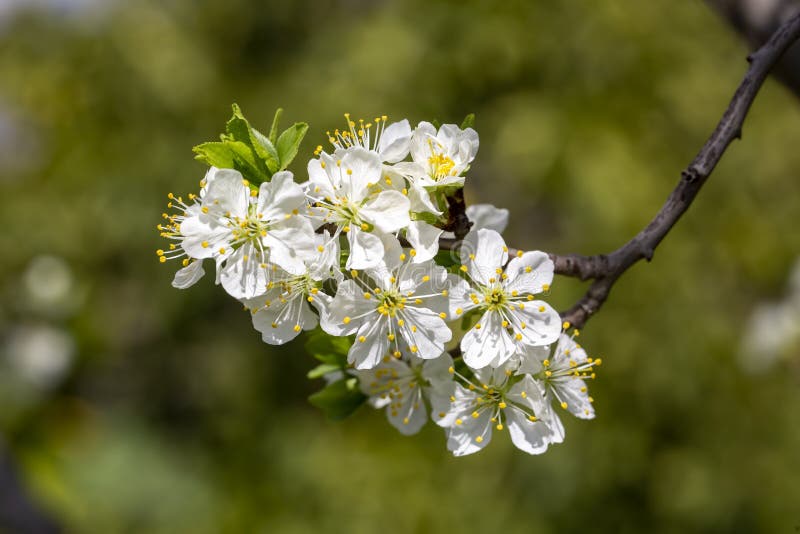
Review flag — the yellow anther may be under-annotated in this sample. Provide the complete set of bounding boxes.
[471,411,479,419]
[317,245,324,252]
[543,359,550,367]
[528,415,538,422]
[439,312,446,319]
[469,253,476,260]
[516,250,523,258]
[363,292,372,299]
[401,188,408,195]
[271,322,278,329]
[384,177,392,185]
[218,247,226,254]
[562,321,571,330]
[393,351,402,358]
[455,307,463,315]
[399,253,407,261]
[496,423,504,430]
[448,366,455,374]
[475,436,483,443]
[388,334,395,341]
[545,370,552,377]
[460,265,468,272]
[201,241,209,248]
[501,320,509,328]
[402,417,409,425]
[498,402,507,409]
[542,284,550,292]
[409,249,417,257]
[397,319,405,327]
[455,418,463,426]
[410,345,418,353]
[538,305,546,312]
[495,267,503,275]
[358,336,366,343]
[343,316,351,324]
[159,256,166,263]
[515,333,523,341]
[524,266,532,273]
[560,401,568,410]
[594,358,603,366]
[520,391,527,399]
[201,206,209,214]
[293,324,301,332]
[360,223,369,231]
[343,225,350,233]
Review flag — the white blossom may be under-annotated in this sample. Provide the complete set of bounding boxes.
[450,228,561,369]
[356,353,454,435]
[243,233,340,345]
[431,361,556,456]
[326,114,412,164]
[159,168,317,299]
[517,333,598,442]
[324,256,456,369]
[307,147,410,269]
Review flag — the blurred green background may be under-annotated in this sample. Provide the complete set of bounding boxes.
[1,0,800,532]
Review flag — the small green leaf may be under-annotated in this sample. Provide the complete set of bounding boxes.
[193,141,236,168]
[307,363,342,380]
[250,128,281,174]
[431,119,441,130]
[225,140,272,183]
[460,113,475,130]
[308,378,366,420]
[269,108,283,145]
[305,330,351,360]
[434,249,458,268]
[224,103,252,144]
[276,122,309,170]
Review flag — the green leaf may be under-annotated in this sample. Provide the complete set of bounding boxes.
[431,119,441,130]
[434,249,458,268]
[223,103,252,144]
[276,122,309,170]
[307,363,342,380]
[269,108,283,145]
[193,141,236,168]
[460,113,475,130]
[250,128,281,174]
[225,140,272,183]
[305,330,351,360]
[308,378,366,420]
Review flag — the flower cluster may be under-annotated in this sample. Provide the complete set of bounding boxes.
[158,107,600,456]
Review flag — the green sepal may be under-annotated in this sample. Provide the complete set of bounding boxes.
[460,113,476,130]
[434,249,458,268]
[308,377,367,420]
[276,122,309,170]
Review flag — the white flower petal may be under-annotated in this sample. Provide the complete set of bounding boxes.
[405,221,443,263]
[513,301,562,347]
[203,169,249,218]
[325,279,375,336]
[399,307,452,359]
[171,260,205,289]
[461,311,516,369]
[447,409,493,457]
[346,227,384,270]
[349,317,390,370]
[341,147,382,202]
[386,386,427,435]
[377,119,412,163]
[505,251,554,294]
[219,245,270,299]
[465,204,509,233]
[257,171,305,221]
[359,190,410,233]
[409,121,437,164]
[461,229,509,285]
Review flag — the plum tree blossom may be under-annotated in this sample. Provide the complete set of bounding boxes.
[307,147,410,269]
[324,257,457,369]
[356,353,454,435]
[450,228,562,368]
[432,361,557,456]
[160,105,601,458]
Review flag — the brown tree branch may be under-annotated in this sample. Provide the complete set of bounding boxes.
[441,12,800,330]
